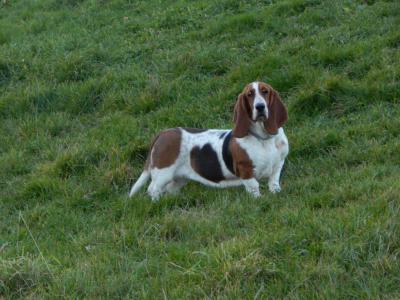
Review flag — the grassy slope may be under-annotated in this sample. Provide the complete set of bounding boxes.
[1,0,399,298]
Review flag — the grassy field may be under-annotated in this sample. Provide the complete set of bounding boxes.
[1,0,400,298]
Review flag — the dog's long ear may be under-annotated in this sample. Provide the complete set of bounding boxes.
[233,93,251,138]
[263,89,288,135]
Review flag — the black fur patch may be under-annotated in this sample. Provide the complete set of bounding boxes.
[222,131,234,174]
[219,131,227,139]
[190,144,224,182]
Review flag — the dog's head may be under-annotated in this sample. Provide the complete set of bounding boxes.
[233,82,288,138]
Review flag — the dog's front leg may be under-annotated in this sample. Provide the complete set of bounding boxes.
[268,159,285,193]
[235,160,261,198]
[242,178,261,198]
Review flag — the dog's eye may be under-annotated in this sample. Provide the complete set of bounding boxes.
[247,91,254,97]
[261,89,268,94]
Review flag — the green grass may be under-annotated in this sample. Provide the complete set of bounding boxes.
[1,0,400,298]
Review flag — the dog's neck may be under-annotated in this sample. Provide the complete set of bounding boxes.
[248,121,276,140]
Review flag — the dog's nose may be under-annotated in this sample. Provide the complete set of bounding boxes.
[255,103,265,112]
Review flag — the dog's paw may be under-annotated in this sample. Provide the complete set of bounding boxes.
[245,187,261,198]
[269,183,281,194]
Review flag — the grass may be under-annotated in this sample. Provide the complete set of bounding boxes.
[0,0,399,298]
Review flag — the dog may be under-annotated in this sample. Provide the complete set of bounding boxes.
[129,81,288,200]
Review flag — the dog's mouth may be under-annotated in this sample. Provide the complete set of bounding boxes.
[255,114,267,122]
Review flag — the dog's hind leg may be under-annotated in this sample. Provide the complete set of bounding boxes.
[147,166,176,201]
[164,179,187,195]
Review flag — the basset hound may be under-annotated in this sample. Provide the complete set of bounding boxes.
[129,81,289,200]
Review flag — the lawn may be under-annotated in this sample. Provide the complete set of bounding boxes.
[0,0,399,298]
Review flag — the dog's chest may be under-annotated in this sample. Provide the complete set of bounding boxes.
[237,135,287,179]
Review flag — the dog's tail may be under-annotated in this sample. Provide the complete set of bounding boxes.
[129,151,152,197]
[129,169,150,197]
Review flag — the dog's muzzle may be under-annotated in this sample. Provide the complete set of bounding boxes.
[255,103,267,121]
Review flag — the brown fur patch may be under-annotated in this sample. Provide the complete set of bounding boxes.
[258,82,270,95]
[242,84,256,111]
[150,128,181,169]
[230,137,254,179]
[263,85,288,135]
